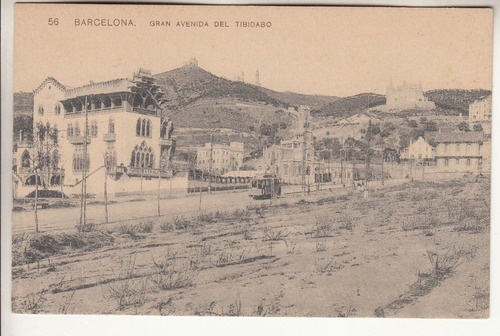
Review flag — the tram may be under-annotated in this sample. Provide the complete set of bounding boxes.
[249,174,282,199]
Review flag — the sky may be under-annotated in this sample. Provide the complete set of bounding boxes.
[14,4,493,97]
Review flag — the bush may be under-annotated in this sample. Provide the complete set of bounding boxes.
[311,215,334,238]
[149,250,198,290]
[136,220,154,233]
[76,222,97,233]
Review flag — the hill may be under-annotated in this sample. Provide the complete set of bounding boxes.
[311,93,386,118]
[13,92,34,116]
[424,89,491,114]
[257,88,339,110]
[154,64,287,110]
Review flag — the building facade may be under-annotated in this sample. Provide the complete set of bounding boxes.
[400,136,436,163]
[469,95,492,135]
[386,80,435,110]
[434,132,483,173]
[13,69,176,197]
[196,142,244,174]
[260,106,315,183]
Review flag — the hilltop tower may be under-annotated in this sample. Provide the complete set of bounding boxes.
[255,70,261,86]
[186,58,198,67]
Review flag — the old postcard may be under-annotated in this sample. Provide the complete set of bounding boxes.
[9,3,492,319]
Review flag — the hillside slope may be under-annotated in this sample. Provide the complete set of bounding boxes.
[312,93,386,118]
[424,89,491,114]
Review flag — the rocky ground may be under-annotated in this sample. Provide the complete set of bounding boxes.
[11,175,490,318]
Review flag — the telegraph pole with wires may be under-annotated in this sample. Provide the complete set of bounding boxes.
[80,95,89,226]
[208,133,214,194]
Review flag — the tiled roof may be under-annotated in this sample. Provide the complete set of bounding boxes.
[433,131,483,143]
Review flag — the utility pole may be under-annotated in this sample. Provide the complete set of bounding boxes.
[60,164,64,203]
[340,137,344,186]
[80,95,89,226]
[209,134,214,194]
[103,156,109,223]
[199,170,203,211]
[381,146,385,186]
[157,167,161,216]
[301,133,306,196]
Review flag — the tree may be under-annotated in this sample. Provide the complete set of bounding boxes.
[419,117,428,124]
[424,121,438,132]
[410,128,425,141]
[28,122,59,232]
[458,122,470,132]
[408,120,418,128]
[473,123,483,132]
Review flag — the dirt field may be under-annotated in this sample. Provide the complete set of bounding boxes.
[11,175,490,318]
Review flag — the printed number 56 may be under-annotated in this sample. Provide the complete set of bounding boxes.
[48,18,59,26]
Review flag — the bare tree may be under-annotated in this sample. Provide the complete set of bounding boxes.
[28,122,59,232]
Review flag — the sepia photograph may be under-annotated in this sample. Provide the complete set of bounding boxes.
[3,2,497,331]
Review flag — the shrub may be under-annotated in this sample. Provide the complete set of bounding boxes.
[314,257,343,273]
[311,214,334,238]
[136,220,154,233]
[19,290,47,314]
[196,212,215,224]
[172,216,194,230]
[339,214,355,231]
[76,221,97,233]
[159,221,174,232]
[149,250,198,290]
[263,227,290,241]
[104,256,148,311]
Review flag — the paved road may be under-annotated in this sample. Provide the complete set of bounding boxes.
[12,178,408,235]
[12,189,259,234]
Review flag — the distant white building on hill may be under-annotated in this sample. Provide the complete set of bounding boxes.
[196,142,244,174]
[469,95,491,135]
[385,79,435,111]
[400,136,435,163]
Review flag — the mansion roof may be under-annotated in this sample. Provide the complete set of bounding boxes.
[64,78,131,100]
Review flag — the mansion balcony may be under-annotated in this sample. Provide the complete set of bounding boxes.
[103,133,116,142]
[68,135,91,145]
[18,166,65,176]
[127,167,172,178]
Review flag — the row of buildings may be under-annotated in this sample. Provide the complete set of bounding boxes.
[12,68,493,198]
[400,132,491,174]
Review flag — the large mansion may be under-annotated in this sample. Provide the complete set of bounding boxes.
[13,69,176,197]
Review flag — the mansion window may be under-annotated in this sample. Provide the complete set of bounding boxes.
[108,118,115,134]
[74,122,81,136]
[67,123,74,137]
[38,105,44,115]
[136,118,152,137]
[105,143,117,171]
[456,144,460,152]
[21,150,31,168]
[91,120,98,138]
[455,159,460,165]
[445,159,449,166]
[130,141,155,168]
[53,126,58,144]
[73,145,89,171]
[54,104,61,115]
[467,159,471,166]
